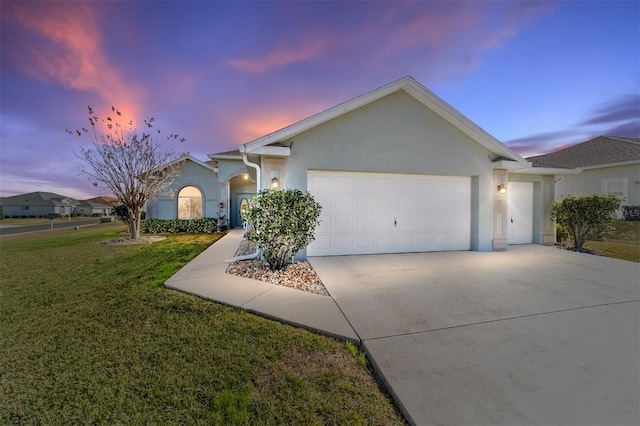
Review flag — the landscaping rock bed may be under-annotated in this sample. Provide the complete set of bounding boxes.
[226,240,330,296]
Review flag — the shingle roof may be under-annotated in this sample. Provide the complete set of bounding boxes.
[77,200,112,209]
[527,136,640,168]
[0,191,80,206]
[87,196,118,206]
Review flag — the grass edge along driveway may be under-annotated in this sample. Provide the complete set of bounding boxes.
[0,224,403,425]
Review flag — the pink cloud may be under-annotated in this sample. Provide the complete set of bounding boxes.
[3,2,144,121]
[224,2,550,81]
[227,36,331,74]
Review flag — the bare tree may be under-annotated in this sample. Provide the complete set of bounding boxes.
[70,106,185,239]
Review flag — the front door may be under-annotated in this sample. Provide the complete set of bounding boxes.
[508,182,533,244]
[231,193,252,228]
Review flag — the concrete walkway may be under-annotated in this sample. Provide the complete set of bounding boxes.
[166,230,640,425]
[165,230,358,341]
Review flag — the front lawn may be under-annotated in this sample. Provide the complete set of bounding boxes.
[0,224,403,424]
[584,221,640,262]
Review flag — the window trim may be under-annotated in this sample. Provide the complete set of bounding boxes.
[177,185,203,219]
[602,177,628,205]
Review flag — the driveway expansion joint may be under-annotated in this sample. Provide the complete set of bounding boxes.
[361,299,640,343]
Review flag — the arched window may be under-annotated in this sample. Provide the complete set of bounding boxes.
[178,186,202,219]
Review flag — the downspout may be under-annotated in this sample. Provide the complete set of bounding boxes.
[241,148,261,190]
[225,147,262,263]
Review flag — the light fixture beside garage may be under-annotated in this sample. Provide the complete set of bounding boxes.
[498,184,507,194]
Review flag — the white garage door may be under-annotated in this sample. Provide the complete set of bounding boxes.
[307,171,471,256]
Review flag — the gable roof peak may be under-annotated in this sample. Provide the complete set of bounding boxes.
[241,76,527,165]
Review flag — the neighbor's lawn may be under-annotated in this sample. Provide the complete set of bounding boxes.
[584,221,640,262]
[0,216,101,226]
[0,225,403,425]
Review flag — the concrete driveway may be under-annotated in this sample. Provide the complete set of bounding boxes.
[310,245,639,425]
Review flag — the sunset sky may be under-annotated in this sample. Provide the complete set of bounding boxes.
[1,0,638,199]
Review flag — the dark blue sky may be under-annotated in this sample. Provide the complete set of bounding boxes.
[1,0,638,199]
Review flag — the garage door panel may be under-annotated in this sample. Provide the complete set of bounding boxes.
[376,233,395,250]
[333,214,353,232]
[355,194,375,211]
[332,193,354,211]
[395,213,415,231]
[333,234,353,250]
[395,233,415,249]
[308,173,332,191]
[353,176,377,192]
[332,176,353,191]
[375,177,395,191]
[311,235,331,253]
[307,171,470,256]
[355,215,375,231]
[375,215,396,231]
[354,234,375,249]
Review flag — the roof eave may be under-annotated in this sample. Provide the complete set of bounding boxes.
[511,166,581,175]
[579,159,640,171]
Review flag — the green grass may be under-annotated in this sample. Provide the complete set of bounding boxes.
[0,224,403,425]
[584,221,640,262]
[0,216,100,226]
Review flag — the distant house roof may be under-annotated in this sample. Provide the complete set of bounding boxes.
[527,136,640,169]
[76,200,113,209]
[0,191,80,207]
[87,196,118,206]
[208,149,242,160]
[159,154,219,172]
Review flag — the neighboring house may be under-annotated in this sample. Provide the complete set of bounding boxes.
[74,200,113,216]
[87,196,118,207]
[527,136,640,206]
[149,76,574,256]
[0,191,80,217]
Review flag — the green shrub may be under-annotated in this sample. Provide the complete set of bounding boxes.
[551,194,622,252]
[243,189,322,270]
[141,218,218,234]
[556,223,570,244]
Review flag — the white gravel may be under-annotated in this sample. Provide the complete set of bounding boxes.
[226,240,330,296]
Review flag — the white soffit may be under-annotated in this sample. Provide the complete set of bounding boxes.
[511,166,581,175]
[491,160,524,170]
[239,145,290,157]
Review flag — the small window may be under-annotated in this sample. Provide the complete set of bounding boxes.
[603,178,628,204]
[178,186,203,219]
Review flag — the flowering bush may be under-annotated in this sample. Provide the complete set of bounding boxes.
[243,189,322,270]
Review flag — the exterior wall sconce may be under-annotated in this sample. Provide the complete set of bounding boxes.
[271,177,280,189]
[498,184,507,194]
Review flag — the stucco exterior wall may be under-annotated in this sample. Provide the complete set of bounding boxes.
[146,160,218,219]
[278,90,498,252]
[556,164,640,206]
